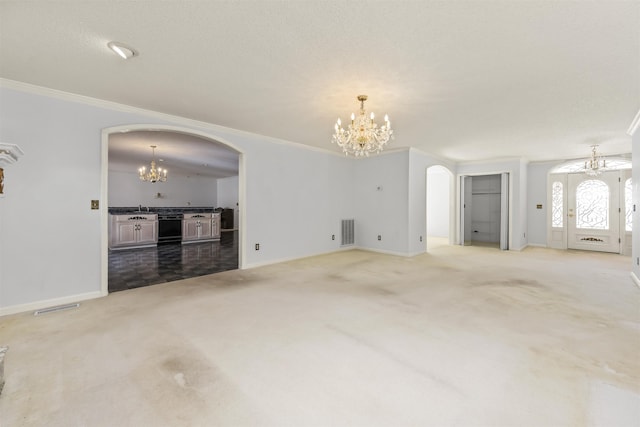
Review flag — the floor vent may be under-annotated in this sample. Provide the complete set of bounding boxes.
[34,303,80,316]
[341,219,355,246]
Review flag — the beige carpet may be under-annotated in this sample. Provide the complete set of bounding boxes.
[1,244,638,426]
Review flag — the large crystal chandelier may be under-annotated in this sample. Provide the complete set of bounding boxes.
[584,145,606,176]
[332,95,393,157]
[138,145,167,183]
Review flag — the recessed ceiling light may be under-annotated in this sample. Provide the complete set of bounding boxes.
[107,41,136,59]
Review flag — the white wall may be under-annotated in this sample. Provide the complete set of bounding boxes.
[519,158,529,248]
[352,148,454,256]
[353,150,410,254]
[109,171,217,207]
[527,161,557,246]
[426,166,451,238]
[217,175,239,227]
[0,82,355,312]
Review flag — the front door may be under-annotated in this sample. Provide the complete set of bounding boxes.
[567,171,620,253]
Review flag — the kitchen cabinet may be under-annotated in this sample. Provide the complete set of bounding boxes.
[212,213,221,239]
[182,213,213,243]
[109,214,158,249]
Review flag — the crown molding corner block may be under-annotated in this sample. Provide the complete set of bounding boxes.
[0,143,24,167]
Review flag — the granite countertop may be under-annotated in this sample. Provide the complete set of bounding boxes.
[108,206,219,215]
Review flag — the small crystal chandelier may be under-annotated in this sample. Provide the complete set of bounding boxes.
[584,145,606,176]
[138,145,167,183]
[332,95,393,157]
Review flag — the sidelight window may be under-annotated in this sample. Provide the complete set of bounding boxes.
[551,181,563,227]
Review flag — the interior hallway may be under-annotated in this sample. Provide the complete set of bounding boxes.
[0,244,638,426]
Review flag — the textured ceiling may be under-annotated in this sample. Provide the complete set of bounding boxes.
[109,131,239,179]
[1,0,638,166]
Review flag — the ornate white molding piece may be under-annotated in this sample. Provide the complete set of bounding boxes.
[0,143,24,167]
[0,143,24,195]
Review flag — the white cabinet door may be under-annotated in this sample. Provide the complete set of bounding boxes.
[116,222,137,246]
[199,220,212,239]
[109,214,158,248]
[137,221,157,244]
[183,219,199,241]
[212,214,221,239]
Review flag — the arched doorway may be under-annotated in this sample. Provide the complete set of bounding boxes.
[426,165,454,251]
[100,125,245,295]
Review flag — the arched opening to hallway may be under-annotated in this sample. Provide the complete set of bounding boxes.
[426,165,454,252]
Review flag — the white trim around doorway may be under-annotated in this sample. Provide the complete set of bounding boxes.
[100,124,246,297]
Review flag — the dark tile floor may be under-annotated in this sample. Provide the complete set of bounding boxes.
[108,230,238,292]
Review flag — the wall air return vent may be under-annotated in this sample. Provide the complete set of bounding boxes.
[341,219,355,246]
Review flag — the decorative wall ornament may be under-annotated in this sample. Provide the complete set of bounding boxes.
[0,143,25,195]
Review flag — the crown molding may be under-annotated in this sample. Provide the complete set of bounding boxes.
[457,156,526,166]
[0,78,346,158]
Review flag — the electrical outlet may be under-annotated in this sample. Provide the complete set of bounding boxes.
[255,243,260,251]
[91,200,99,210]
[332,234,335,240]
[377,235,381,241]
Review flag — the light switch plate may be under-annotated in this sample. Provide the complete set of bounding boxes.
[91,200,99,210]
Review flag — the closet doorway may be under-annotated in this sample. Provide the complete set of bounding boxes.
[460,173,509,250]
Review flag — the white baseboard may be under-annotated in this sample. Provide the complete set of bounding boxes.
[243,246,355,269]
[0,290,106,317]
[243,245,425,269]
[631,272,640,289]
[355,246,423,257]
[527,243,548,248]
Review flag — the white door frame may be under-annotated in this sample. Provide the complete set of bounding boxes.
[457,171,513,250]
[547,169,632,254]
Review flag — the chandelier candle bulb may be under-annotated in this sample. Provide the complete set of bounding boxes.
[584,145,607,176]
[138,145,167,183]
[332,95,394,157]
